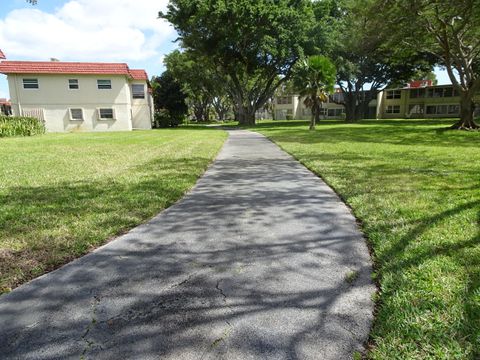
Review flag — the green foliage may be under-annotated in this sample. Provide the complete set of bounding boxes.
[161,0,315,125]
[164,50,222,122]
[0,129,227,293]
[317,0,432,122]
[381,0,480,129]
[252,119,480,359]
[154,109,182,128]
[292,55,336,130]
[151,71,188,128]
[0,116,45,138]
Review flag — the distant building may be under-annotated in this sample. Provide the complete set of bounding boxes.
[0,60,154,132]
[274,91,347,120]
[273,83,480,120]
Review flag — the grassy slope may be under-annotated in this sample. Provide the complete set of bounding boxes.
[252,119,479,360]
[0,128,227,293]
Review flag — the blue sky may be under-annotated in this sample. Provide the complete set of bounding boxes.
[0,0,177,98]
[0,0,451,99]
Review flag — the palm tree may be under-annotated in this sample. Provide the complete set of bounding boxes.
[293,55,336,130]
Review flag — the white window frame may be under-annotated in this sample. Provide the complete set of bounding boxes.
[386,90,401,99]
[97,108,115,120]
[97,79,112,90]
[69,108,84,121]
[23,78,39,89]
[386,105,401,114]
[132,84,145,99]
[68,79,79,90]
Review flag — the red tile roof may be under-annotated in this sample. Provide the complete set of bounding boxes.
[0,61,149,80]
[129,69,148,80]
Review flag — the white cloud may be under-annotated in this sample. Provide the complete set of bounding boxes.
[0,0,174,62]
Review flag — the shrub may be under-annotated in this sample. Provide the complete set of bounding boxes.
[153,109,183,128]
[0,116,46,138]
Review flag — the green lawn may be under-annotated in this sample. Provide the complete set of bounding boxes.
[0,128,227,294]
[251,119,479,360]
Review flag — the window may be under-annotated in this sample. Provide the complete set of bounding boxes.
[68,79,79,89]
[23,78,38,89]
[434,88,444,97]
[386,90,401,99]
[409,104,424,114]
[277,96,292,105]
[426,105,437,114]
[132,84,145,99]
[448,104,460,114]
[97,80,112,89]
[386,105,401,114]
[409,88,425,99]
[327,109,335,117]
[69,108,84,121]
[437,105,448,114]
[98,108,114,120]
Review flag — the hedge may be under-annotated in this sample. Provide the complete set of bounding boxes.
[0,116,46,138]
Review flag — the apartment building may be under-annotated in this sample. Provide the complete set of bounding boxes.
[273,82,478,121]
[0,60,154,132]
[377,84,480,119]
[274,90,347,120]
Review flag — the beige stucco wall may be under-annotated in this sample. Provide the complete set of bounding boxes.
[130,80,152,130]
[8,73,152,132]
[275,94,345,120]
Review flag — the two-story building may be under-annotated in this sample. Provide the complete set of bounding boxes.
[0,60,153,132]
[272,82,480,121]
[376,84,480,119]
[274,90,348,120]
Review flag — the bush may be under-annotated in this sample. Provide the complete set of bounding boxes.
[0,116,46,138]
[153,109,183,128]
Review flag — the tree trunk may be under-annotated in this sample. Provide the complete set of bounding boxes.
[236,105,256,126]
[451,91,479,130]
[344,96,357,122]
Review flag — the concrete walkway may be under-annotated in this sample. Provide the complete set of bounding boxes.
[0,130,375,360]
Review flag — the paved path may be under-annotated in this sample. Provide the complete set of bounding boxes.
[0,130,374,360]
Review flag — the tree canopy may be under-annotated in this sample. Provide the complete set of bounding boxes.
[151,71,188,127]
[315,0,432,122]
[160,0,315,125]
[381,0,480,129]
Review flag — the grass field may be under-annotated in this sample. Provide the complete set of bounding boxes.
[251,119,479,360]
[0,128,227,294]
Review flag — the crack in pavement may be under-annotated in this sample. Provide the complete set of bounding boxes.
[81,295,101,358]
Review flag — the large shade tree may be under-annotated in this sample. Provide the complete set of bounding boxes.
[382,0,480,130]
[164,50,215,122]
[315,0,431,122]
[160,0,315,125]
[164,50,232,122]
[293,55,336,130]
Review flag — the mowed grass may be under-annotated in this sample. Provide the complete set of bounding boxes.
[252,119,479,359]
[0,128,227,294]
